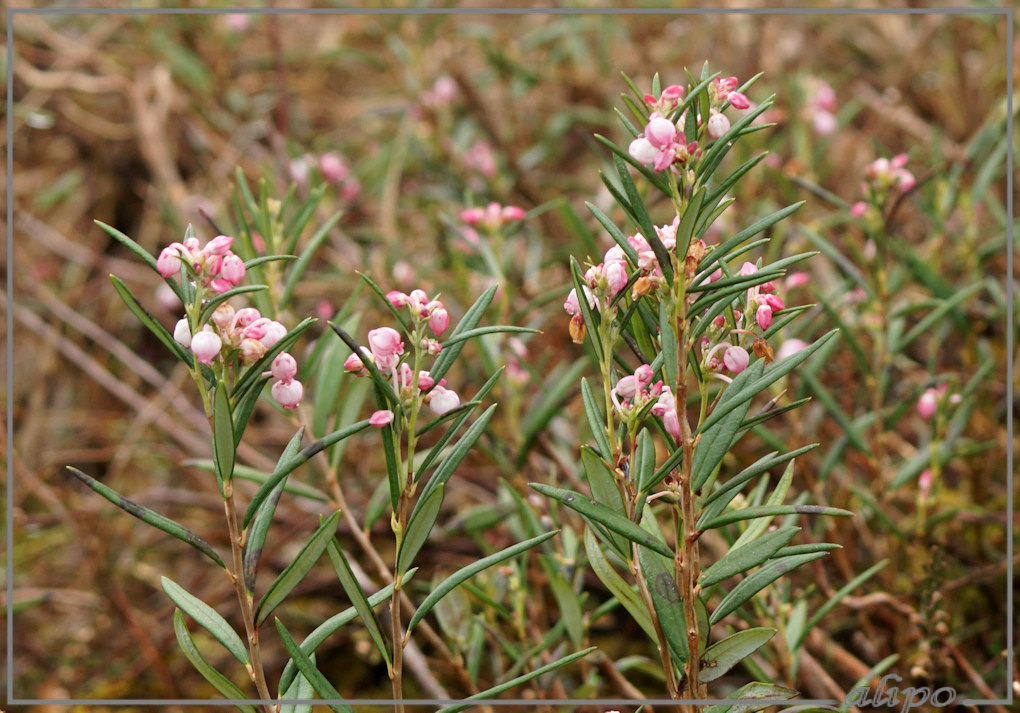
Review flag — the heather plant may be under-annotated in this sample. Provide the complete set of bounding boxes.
[531,66,859,709]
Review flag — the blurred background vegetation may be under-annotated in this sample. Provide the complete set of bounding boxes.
[5,2,1015,712]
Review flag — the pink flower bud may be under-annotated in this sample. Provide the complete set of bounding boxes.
[206,235,234,255]
[220,254,246,285]
[368,327,404,359]
[502,205,526,222]
[628,137,658,165]
[157,247,183,278]
[260,321,288,348]
[709,267,723,282]
[707,112,731,139]
[271,379,303,409]
[634,364,653,389]
[662,84,684,102]
[208,278,232,294]
[604,261,629,295]
[564,288,581,316]
[387,291,409,307]
[918,468,933,498]
[243,318,271,341]
[776,339,808,360]
[756,304,773,331]
[429,307,450,336]
[460,207,485,224]
[211,304,235,332]
[917,388,938,420]
[428,385,460,416]
[763,294,785,311]
[785,272,810,289]
[271,352,298,381]
[896,171,917,192]
[344,352,368,375]
[850,201,869,218]
[239,337,267,364]
[417,371,435,390]
[723,346,750,373]
[191,328,222,364]
[812,111,837,136]
[727,92,750,110]
[233,308,259,328]
[614,375,640,401]
[173,318,192,347]
[422,338,442,356]
[370,409,394,427]
[662,409,681,441]
[739,262,758,277]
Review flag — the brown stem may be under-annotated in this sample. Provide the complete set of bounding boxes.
[223,481,276,713]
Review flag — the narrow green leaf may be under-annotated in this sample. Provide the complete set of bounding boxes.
[583,527,656,641]
[614,154,672,283]
[355,270,413,334]
[430,283,499,383]
[198,285,269,325]
[277,574,410,694]
[162,577,249,665]
[586,201,639,265]
[212,386,235,487]
[893,282,984,352]
[243,421,370,528]
[532,482,673,558]
[326,540,390,668]
[279,669,313,713]
[568,258,603,362]
[280,211,341,306]
[274,619,355,713]
[701,527,800,587]
[659,301,679,386]
[710,552,830,624]
[696,202,805,278]
[413,405,496,524]
[705,681,797,713]
[95,220,158,273]
[242,254,297,271]
[641,443,686,496]
[700,628,776,683]
[232,375,271,448]
[633,429,657,495]
[731,460,796,549]
[581,378,613,459]
[594,133,670,194]
[541,552,585,647]
[282,184,326,254]
[433,646,596,713]
[172,610,257,713]
[418,368,502,476]
[398,483,444,574]
[795,559,888,650]
[440,325,539,347]
[675,184,705,257]
[517,356,587,466]
[408,530,558,632]
[636,545,688,664]
[109,276,193,365]
[66,467,224,568]
[701,504,852,531]
[255,511,340,625]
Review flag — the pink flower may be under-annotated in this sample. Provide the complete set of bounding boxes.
[662,409,681,441]
[205,235,234,256]
[173,318,192,347]
[234,308,260,328]
[919,469,933,499]
[271,379,303,409]
[387,291,409,308]
[645,115,677,149]
[417,371,435,390]
[723,346,750,373]
[727,92,750,110]
[628,137,658,165]
[428,385,460,415]
[219,254,245,285]
[368,327,404,359]
[157,247,183,278]
[271,352,298,381]
[239,338,267,364]
[707,112,730,139]
[776,339,808,360]
[785,272,810,289]
[917,388,938,420]
[191,328,222,365]
[429,306,450,336]
[739,262,758,277]
[502,205,526,222]
[604,261,629,296]
[370,409,395,427]
[422,338,442,356]
[260,321,287,348]
[755,304,773,330]
[319,152,350,184]
[344,351,369,375]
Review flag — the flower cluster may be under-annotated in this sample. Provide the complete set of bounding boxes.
[916,383,960,421]
[804,77,837,136]
[345,290,462,425]
[460,203,526,233]
[850,154,917,216]
[157,234,246,295]
[609,364,681,441]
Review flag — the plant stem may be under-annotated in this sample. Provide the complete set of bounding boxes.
[223,480,276,713]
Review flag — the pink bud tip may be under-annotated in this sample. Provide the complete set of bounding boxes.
[344,352,367,375]
[369,409,395,427]
[271,352,298,382]
[191,329,222,365]
[206,235,234,255]
[850,201,869,218]
[220,254,246,285]
[429,307,450,336]
[260,321,287,348]
[319,152,350,184]
[727,92,750,110]
[173,318,192,347]
[157,248,183,278]
[368,327,405,359]
[707,112,730,139]
[387,291,409,307]
[756,304,773,331]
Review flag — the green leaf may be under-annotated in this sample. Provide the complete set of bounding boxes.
[581,378,613,459]
[586,201,639,265]
[243,421,371,528]
[580,445,627,525]
[109,275,193,366]
[893,281,984,352]
[710,552,830,624]
[408,530,558,632]
[641,443,685,496]
[398,483,444,574]
[197,285,269,325]
[700,504,852,531]
[95,220,158,273]
[430,283,499,383]
[433,646,596,713]
[440,325,539,348]
[172,610,257,713]
[568,257,603,361]
[277,574,410,694]
[700,628,776,683]
[255,511,340,625]
[161,577,249,665]
[413,405,496,524]
[614,153,672,283]
[675,184,706,257]
[583,526,656,641]
[280,211,341,306]
[529,483,672,558]
[355,270,414,334]
[66,467,225,568]
[242,254,297,271]
[659,301,679,386]
[697,202,805,278]
[231,375,271,448]
[701,527,800,587]
[212,386,235,489]
[326,540,390,668]
[731,460,796,549]
[517,356,588,467]
[706,681,798,713]
[632,429,657,494]
[274,618,355,713]
[279,669,314,713]
[636,545,688,664]
[541,551,585,648]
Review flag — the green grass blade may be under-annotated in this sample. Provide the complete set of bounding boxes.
[162,577,249,665]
